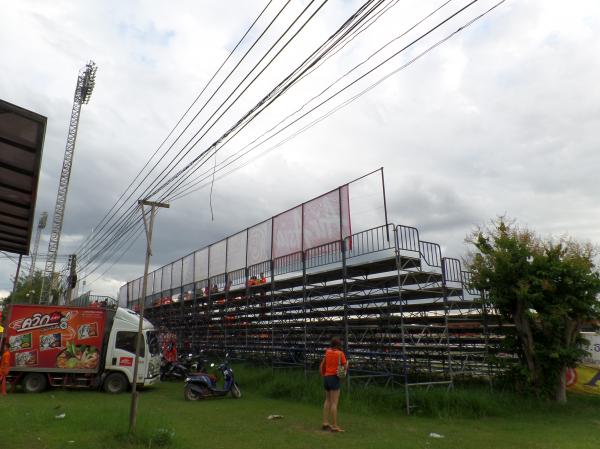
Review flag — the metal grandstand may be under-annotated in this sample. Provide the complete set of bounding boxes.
[120,169,499,409]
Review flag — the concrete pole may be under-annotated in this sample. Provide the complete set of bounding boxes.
[129,200,169,433]
[12,254,23,295]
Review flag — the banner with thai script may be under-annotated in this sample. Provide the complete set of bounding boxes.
[7,305,107,373]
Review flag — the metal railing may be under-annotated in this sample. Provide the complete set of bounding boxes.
[346,224,395,259]
[305,240,342,269]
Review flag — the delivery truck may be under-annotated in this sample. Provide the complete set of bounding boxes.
[3,304,161,393]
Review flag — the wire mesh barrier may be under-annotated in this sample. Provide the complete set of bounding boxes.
[127,223,502,390]
[71,293,117,309]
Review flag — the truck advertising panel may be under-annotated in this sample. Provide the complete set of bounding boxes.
[567,332,600,395]
[6,305,107,373]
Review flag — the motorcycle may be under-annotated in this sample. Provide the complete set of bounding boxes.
[183,359,241,400]
[180,352,207,373]
[160,356,190,381]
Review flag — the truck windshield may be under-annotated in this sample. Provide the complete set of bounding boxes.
[146,331,160,357]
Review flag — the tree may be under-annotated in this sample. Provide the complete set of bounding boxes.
[468,218,600,402]
[4,271,64,306]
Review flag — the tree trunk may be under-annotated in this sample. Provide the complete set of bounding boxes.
[513,301,539,387]
[555,365,567,403]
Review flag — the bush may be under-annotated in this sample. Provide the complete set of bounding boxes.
[234,363,552,419]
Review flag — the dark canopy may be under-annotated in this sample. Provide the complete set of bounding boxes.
[0,99,46,255]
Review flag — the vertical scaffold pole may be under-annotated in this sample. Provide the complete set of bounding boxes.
[394,226,410,414]
[441,258,454,390]
[380,167,389,242]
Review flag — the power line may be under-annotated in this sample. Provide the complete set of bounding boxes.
[160,0,483,202]
[169,0,459,200]
[75,0,448,278]
[73,0,283,262]
[77,0,506,282]
[76,0,339,273]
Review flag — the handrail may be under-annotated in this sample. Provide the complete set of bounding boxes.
[461,270,481,296]
[305,240,342,269]
[248,260,271,279]
[396,225,420,252]
[346,224,395,259]
[420,241,442,268]
[227,268,246,287]
[273,251,303,276]
[442,258,463,283]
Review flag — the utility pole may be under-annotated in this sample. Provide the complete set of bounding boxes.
[11,254,23,295]
[28,212,48,288]
[66,254,77,305]
[40,61,97,304]
[129,199,169,434]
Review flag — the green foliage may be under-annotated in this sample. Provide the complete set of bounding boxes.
[1,379,600,449]
[3,270,64,306]
[236,364,541,419]
[467,217,600,400]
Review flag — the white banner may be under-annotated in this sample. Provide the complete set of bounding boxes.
[162,264,172,290]
[247,220,272,265]
[171,259,183,288]
[209,240,227,276]
[194,248,209,282]
[182,254,194,285]
[227,231,247,272]
[153,268,162,293]
[273,207,302,258]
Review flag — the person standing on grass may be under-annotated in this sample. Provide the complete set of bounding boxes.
[0,340,10,396]
[320,337,348,432]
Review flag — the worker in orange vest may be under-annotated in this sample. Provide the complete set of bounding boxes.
[0,340,10,396]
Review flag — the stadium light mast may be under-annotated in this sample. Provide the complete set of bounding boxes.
[40,61,97,304]
[27,211,48,287]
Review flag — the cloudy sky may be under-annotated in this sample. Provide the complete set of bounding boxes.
[1,0,599,299]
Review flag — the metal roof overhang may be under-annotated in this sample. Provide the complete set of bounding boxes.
[0,99,47,255]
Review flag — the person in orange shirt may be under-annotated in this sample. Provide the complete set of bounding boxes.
[319,337,348,432]
[0,340,11,396]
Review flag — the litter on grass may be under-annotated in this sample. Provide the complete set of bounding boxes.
[55,413,66,419]
[428,432,444,439]
[267,415,284,420]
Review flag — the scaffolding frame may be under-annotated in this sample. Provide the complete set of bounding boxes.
[138,221,494,413]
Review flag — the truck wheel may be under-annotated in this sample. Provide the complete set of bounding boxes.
[104,372,128,394]
[23,373,47,393]
[231,383,242,399]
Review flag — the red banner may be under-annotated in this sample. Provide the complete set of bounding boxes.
[6,305,107,372]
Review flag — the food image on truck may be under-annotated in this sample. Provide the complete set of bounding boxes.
[77,322,98,340]
[40,333,62,351]
[56,343,100,369]
[9,333,32,351]
[15,349,38,367]
[7,305,107,373]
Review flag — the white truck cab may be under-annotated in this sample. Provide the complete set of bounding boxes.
[103,308,161,392]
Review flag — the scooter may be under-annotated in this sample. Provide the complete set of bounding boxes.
[183,360,241,400]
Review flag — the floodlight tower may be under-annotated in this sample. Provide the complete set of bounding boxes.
[40,61,97,304]
[27,211,48,287]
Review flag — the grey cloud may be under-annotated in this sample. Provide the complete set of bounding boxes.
[2,0,600,297]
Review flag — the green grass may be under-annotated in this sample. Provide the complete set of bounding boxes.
[1,367,600,449]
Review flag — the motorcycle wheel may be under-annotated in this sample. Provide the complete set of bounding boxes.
[184,384,209,401]
[231,383,242,399]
